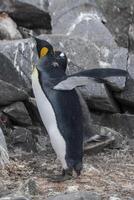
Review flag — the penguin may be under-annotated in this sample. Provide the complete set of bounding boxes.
[32,38,128,182]
[32,40,83,182]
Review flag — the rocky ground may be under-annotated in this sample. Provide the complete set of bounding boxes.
[0,147,134,200]
[0,0,134,199]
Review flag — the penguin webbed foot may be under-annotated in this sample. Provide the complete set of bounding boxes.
[47,169,73,182]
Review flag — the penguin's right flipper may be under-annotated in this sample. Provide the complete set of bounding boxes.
[54,68,129,90]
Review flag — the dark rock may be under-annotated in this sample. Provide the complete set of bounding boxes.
[47,191,101,200]
[0,38,38,90]
[0,80,28,106]
[0,13,22,40]
[28,126,48,152]
[3,102,32,126]
[0,53,26,89]
[96,0,134,48]
[25,98,44,126]
[115,78,134,108]
[19,0,49,12]
[91,112,134,138]
[0,0,51,30]
[11,126,37,152]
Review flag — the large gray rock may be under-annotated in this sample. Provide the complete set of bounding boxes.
[47,191,101,200]
[0,13,22,40]
[0,38,38,90]
[91,112,134,138]
[49,0,107,46]
[0,79,28,106]
[0,0,51,30]
[96,0,134,48]
[3,102,32,126]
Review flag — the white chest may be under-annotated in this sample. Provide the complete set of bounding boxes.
[31,68,67,169]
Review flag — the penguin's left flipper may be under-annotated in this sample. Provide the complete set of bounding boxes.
[53,68,129,90]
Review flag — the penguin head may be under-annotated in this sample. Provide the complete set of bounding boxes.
[34,38,54,58]
[55,51,67,71]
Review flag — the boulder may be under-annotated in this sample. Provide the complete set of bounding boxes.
[49,0,107,46]
[3,102,32,126]
[0,38,38,90]
[96,0,134,48]
[47,191,101,200]
[0,80,28,106]
[0,13,22,40]
[0,0,51,30]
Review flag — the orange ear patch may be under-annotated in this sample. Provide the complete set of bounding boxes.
[40,47,48,57]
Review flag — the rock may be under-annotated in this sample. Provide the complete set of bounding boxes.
[0,127,9,167]
[79,80,119,112]
[109,197,121,200]
[0,53,27,89]
[11,127,37,152]
[0,38,38,90]
[91,112,134,138]
[128,53,134,80]
[115,78,134,109]
[50,0,109,45]
[0,79,28,106]
[96,0,134,48]
[3,102,32,126]
[19,0,49,12]
[28,126,48,152]
[21,178,38,195]
[47,191,101,200]
[0,0,51,30]
[84,125,119,154]
[0,196,30,200]
[114,53,134,108]
[128,24,134,52]
[25,98,44,126]
[0,13,22,40]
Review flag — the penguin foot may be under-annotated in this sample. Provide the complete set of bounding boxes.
[47,169,73,182]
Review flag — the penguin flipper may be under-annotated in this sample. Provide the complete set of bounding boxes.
[53,68,128,90]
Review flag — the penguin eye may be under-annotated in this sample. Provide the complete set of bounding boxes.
[40,47,48,57]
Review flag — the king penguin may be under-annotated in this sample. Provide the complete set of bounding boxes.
[32,38,128,182]
[32,39,84,182]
